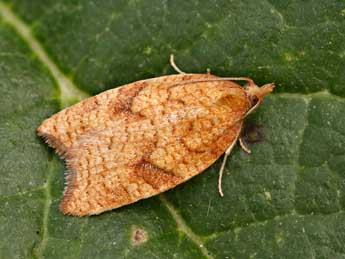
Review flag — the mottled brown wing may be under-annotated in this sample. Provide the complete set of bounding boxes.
[37,74,216,155]
[58,76,250,216]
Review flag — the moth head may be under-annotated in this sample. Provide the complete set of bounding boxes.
[245,82,275,106]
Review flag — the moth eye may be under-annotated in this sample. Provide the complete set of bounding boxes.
[251,95,259,106]
[244,83,251,89]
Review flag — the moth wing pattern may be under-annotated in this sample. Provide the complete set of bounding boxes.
[38,74,250,216]
[38,74,211,155]
[62,121,244,215]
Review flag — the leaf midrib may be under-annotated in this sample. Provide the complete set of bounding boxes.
[0,2,89,108]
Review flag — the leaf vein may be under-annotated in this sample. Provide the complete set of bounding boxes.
[0,2,90,107]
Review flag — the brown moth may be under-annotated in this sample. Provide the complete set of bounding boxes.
[37,55,274,216]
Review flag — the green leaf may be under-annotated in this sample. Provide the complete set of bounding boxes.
[0,1,344,258]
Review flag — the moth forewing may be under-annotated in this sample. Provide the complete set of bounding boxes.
[38,57,274,216]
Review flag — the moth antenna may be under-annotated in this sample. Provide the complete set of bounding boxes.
[170,54,186,74]
[169,77,255,88]
[239,138,251,153]
[244,98,262,117]
[218,134,240,197]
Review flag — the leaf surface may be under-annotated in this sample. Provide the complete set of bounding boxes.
[0,1,345,258]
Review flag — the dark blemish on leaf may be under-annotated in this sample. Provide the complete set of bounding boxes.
[131,226,148,246]
[241,123,264,144]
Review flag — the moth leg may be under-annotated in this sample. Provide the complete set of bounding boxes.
[170,54,186,74]
[218,137,239,197]
[239,138,251,153]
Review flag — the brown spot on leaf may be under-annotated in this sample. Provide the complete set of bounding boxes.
[131,226,148,246]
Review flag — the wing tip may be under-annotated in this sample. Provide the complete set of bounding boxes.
[37,123,68,157]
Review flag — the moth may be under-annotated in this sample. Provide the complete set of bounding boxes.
[38,55,274,216]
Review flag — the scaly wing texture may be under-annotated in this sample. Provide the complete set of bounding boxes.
[37,74,215,155]
[38,74,250,215]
